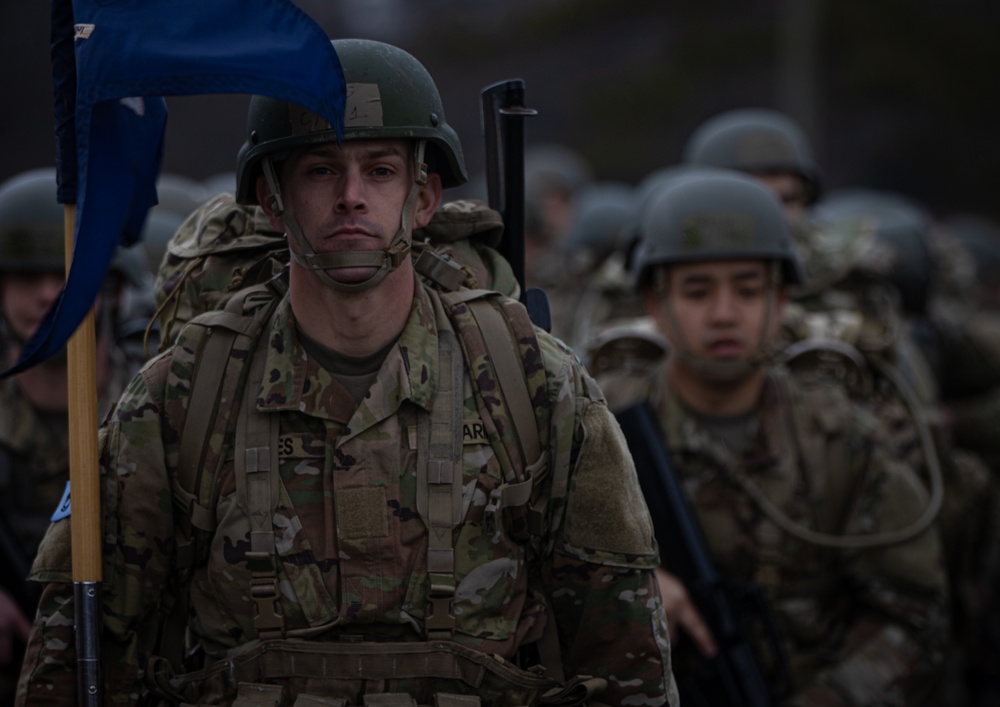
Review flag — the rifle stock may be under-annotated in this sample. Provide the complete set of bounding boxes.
[615,402,791,707]
[479,79,551,331]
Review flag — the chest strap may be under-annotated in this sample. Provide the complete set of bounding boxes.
[236,320,284,638]
[417,323,465,639]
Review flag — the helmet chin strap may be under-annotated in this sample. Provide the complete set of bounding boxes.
[660,262,781,381]
[262,140,429,293]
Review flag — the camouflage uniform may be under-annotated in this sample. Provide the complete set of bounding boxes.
[17,280,678,706]
[0,349,134,564]
[599,362,949,706]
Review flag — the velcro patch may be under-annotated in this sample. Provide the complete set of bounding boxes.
[51,481,72,522]
[278,433,326,458]
[337,487,389,539]
[462,420,489,444]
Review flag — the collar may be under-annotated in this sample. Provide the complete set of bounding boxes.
[658,367,797,482]
[255,281,441,437]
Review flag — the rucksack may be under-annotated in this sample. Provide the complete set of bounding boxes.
[149,195,519,353]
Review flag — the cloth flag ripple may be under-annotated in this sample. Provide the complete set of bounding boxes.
[2,0,345,377]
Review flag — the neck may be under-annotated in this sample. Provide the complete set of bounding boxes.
[289,262,415,357]
[667,357,767,417]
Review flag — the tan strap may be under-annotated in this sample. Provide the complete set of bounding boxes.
[233,682,283,707]
[293,697,347,707]
[433,695,481,707]
[364,695,418,707]
[168,638,559,693]
[417,327,464,639]
[236,318,284,638]
[465,298,541,467]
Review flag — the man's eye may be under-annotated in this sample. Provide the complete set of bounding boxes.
[372,166,394,177]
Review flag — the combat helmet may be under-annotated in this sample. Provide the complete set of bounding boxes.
[683,108,821,205]
[633,170,803,292]
[810,189,933,316]
[234,39,466,293]
[0,169,66,273]
[0,168,146,284]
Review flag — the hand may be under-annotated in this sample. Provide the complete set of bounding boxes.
[0,588,31,665]
[654,567,717,657]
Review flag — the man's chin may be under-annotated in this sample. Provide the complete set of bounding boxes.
[321,266,381,285]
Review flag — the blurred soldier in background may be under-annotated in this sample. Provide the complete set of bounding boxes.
[522,143,592,341]
[598,170,948,706]
[558,181,636,354]
[0,169,150,704]
[789,189,1000,706]
[683,108,821,229]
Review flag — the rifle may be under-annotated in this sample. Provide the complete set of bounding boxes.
[614,403,793,707]
[480,79,551,331]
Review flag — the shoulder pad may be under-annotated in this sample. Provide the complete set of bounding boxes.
[779,337,874,400]
[586,319,667,376]
[168,193,285,258]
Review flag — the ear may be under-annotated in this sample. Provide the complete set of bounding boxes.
[413,172,443,229]
[256,174,286,233]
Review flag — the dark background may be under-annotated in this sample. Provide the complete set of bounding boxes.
[2,0,998,221]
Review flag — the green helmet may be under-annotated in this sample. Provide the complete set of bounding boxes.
[683,108,821,204]
[0,169,66,272]
[566,182,635,257]
[811,189,932,315]
[632,170,804,291]
[0,168,151,286]
[235,38,466,204]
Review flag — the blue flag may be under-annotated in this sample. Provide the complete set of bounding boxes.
[3,0,345,377]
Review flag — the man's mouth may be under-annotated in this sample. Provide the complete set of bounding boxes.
[705,337,746,357]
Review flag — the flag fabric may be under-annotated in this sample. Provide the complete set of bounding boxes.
[3,0,346,376]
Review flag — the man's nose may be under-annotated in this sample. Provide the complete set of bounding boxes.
[708,287,738,322]
[335,169,367,213]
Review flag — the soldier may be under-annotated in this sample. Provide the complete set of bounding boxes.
[522,143,593,342]
[17,39,676,706]
[0,169,145,704]
[682,108,821,228]
[597,170,948,706]
[559,182,636,355]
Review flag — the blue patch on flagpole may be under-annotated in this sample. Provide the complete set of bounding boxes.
[51,481,72,521]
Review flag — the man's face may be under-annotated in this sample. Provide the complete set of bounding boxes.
[1,270,64,342]
[752,172,809,226]
[646,260,785,367]
[260,138,439,285]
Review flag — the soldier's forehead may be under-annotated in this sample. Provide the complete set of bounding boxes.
[669,260,769,281]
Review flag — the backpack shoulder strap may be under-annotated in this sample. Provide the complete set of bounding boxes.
[438,289,551,539]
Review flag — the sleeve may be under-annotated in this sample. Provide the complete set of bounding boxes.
[787,411,949,707]
[540,345,679,707]
[17,356,177,706]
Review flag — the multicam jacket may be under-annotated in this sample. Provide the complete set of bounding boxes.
[0,347,136,562]
[17,280,678,707]
[599,363,949,707]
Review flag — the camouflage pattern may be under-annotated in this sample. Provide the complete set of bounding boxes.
[597,361,950,706]
[153,196,518,351]
[17,281,678,706]
[0,345,136,561]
